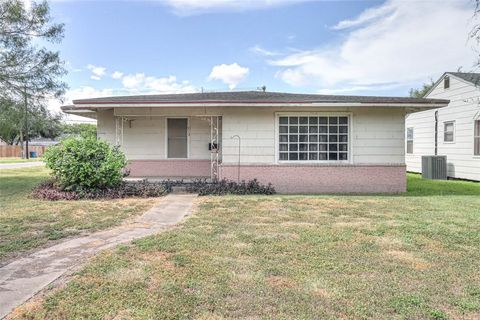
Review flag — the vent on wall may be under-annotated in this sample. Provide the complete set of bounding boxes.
[422,156,447,180]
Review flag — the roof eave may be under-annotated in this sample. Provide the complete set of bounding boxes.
[68,101,449,109]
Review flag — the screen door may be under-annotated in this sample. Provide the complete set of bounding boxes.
[167,118,188,158]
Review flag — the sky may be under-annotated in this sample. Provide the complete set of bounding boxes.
[43,0,478,120]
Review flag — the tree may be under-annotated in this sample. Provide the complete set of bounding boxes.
[0,0,67,101]
[409,80,434,98]
[0,98,63,145]
[61,123,97,139]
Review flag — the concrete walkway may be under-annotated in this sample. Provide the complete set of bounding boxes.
[0,162,44,170]
[0,194,197,319]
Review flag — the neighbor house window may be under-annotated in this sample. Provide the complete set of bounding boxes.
[406,127,414,154]
[444,121,455,142]
[278,115,349,161]
[475,120,480,156]
[444,76,450,89]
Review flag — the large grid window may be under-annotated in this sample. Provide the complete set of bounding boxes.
[279,116,349,161]
[475,120,480,156]
[406,127,414,154]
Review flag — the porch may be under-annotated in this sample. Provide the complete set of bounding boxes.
[111,110,223,180]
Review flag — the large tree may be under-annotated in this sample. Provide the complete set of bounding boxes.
[0,0,67,100]
[0,98,62,145]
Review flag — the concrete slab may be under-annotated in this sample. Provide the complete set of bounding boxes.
[0,194,197,319]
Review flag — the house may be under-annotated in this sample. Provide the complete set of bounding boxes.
[405,72,480,181]
[62,91,448,193]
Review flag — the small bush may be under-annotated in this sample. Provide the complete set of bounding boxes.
[44,137,127,191]
[186,179,275,196]
[32,179,169,201]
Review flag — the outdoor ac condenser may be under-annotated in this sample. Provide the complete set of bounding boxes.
[421,156,447,180]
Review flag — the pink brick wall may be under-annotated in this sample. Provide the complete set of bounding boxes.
[127,160,210,178]
[220,164,406,194]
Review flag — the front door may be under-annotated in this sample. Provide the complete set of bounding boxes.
[167,118,188,158]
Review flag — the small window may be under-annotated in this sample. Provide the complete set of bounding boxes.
[406,127,414,154]
[444,76,450,89]
[475,120,480,156]
[444,121,455,142]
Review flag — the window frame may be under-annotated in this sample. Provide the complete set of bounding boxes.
[444,76,450,89]
[406,127,414,154]
[275,112,352,164]
[443,121,455,144]
[474,119,480,157]
[165,117,190,159]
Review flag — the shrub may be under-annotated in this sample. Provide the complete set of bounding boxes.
[44,136,128,191]
[186,179,275,196]
[32,179,169,201]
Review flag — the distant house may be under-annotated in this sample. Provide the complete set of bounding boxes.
[62,91,447,193]
[406,72,480,181]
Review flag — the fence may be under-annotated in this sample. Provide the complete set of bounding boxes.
[0,145,48,158]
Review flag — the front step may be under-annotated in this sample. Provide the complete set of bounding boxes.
[171,186,189,194]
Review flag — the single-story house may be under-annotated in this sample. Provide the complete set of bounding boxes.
[406,72,480,181]
[62,91,448,193]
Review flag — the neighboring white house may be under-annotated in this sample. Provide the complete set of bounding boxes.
[405,72,480,181]
[62,91,448,193]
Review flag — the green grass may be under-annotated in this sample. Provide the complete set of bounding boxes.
[0,158,43,163]
[12,175,480,319]
[407,173,480,196]
[0,167,158,263]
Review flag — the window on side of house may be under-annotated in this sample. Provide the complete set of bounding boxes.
[475,120,480,156]
[444,76,450,89]
[406,127,414,154]
[278,115,349,162]
[443,121,455,143]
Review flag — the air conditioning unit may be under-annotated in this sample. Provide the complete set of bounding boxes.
[422,156,447,180]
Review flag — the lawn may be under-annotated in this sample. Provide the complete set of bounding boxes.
[10,174,480,319]
[0,167,158,264]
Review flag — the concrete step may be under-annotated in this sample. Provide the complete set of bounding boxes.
[171,186,190,194]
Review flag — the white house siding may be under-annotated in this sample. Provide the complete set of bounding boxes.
[98,108,212,160]
[97,106,406,166]
[405,75,480,181]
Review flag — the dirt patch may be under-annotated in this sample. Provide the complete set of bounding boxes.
[333,218,372,228]
[281,221,316,227]
[140,251,175,270]
[267,276,296,289]
[386,250,431,270]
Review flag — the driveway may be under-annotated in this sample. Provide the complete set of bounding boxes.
[0,193,197,319]
[0,162,44,170]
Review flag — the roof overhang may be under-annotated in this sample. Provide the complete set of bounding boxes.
[63,101,448,112]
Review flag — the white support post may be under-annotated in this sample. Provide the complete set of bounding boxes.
[115,116,124,146]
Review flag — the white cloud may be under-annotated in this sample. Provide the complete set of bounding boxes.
[87,64,107,80]
[208,63,249,89]
[270,0,477,94]
[250,45,280,57]
[111,71,124,79]
[121,73,198,93]
[163,0,303,15]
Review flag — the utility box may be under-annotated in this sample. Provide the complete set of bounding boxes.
[422,156,447,180]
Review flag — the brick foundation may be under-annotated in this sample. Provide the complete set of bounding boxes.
[220,164,406,194]
[127,160,210,178]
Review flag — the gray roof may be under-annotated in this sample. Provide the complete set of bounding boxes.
[73,91,448,105]
[448,72,480,86]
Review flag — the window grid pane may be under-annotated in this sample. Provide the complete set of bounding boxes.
[279,116,348,161]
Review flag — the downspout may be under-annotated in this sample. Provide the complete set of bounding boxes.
[434,110,438,155]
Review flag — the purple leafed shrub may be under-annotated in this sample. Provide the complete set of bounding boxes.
[31,179,169,201]
[186,179,275,196]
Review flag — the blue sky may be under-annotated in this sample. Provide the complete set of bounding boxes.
[45,0,477,114]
